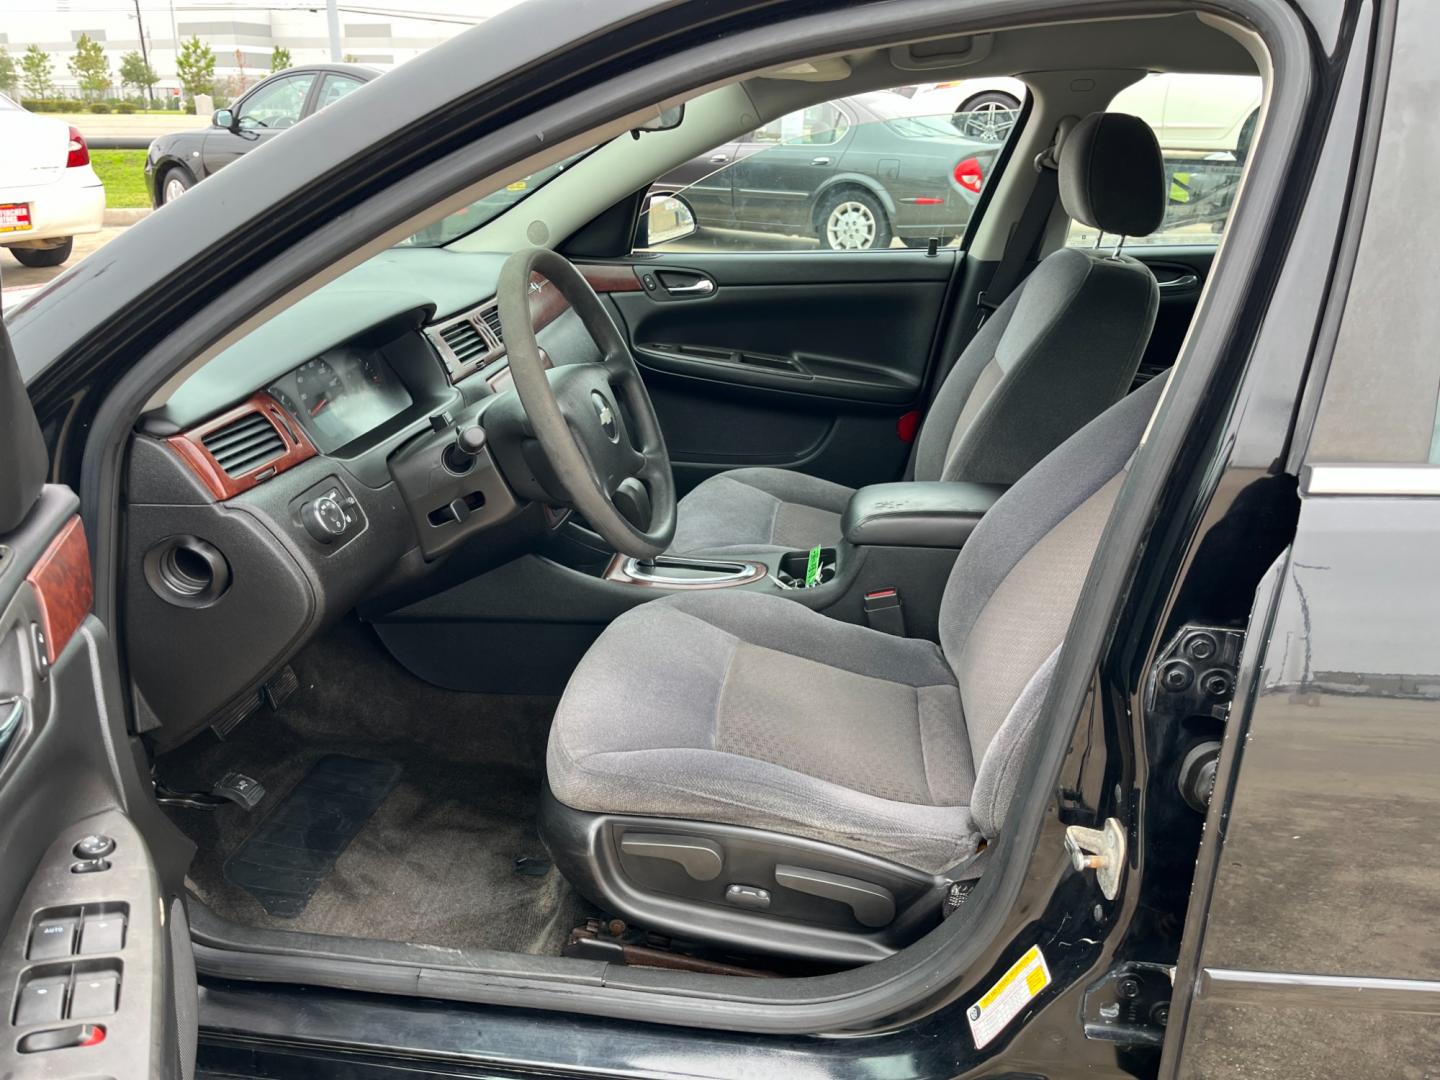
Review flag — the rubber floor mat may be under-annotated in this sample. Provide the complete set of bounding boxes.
[224,755,400,917]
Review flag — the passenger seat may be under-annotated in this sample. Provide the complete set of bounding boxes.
[667,111,1167,557]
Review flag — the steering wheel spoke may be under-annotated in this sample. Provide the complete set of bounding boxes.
[488,248,676,557]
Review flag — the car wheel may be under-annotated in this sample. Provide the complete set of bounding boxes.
[817,189,891,250]
[161,167,195,205]
[954,91,1022,142]
[10,238,74,268]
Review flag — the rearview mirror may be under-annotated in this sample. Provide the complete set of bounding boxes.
[633,104,684,135]
[213,108,236,132]
[639,192,697,247]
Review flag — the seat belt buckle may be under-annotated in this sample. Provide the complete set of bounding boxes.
[863,588,906,636]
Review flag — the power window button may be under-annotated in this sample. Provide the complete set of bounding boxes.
[28,917,78,960]
[14,977,68,1026]
[68,972,119,1019]
[79,912,126,955]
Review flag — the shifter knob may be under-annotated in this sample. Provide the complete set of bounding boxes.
[457,425,486,455]
[443,425,487,474]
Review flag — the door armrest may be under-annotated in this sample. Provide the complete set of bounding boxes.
[842,481,1007,549]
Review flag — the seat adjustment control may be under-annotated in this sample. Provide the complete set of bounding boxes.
[619,833,723,881]
[724,884,771,911]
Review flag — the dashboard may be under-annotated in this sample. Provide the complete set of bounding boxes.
[125,247,633,751]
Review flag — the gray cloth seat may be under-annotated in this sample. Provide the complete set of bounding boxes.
[667,110,1165,558]
[548,373,1168,874]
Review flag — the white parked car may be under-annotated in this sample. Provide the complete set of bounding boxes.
[909,73,1262,152]
[0,92,105,269]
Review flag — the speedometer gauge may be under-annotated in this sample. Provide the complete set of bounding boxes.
[294,357,342,419]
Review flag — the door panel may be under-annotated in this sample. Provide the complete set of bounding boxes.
[603,249,956,493]
[0,319,197,1078]
[1126,244,1217,381]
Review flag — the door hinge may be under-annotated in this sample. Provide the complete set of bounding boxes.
[1064,817,1126,900]
[1082,961,1174,1046]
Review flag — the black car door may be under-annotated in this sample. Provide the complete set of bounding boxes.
[729,102,848,232]
[201,71,320,177]
[0,311,198,1077]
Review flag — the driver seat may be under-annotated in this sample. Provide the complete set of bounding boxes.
[541,373,1167,961]
[666,111,1165,559]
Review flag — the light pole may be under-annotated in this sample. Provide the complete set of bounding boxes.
[132,0,155,106]
[326,0,342,62]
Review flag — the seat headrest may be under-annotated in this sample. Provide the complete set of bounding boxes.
[1057,111,1166,238]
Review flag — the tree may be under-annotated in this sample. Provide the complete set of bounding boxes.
[270,46,292,72]
[21,44,53,99]
[119,50,158,100]
[69,33,111,99]
[0,49,17,96]
[176,36,215,99]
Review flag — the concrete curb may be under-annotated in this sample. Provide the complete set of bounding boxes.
[103,208,151,227]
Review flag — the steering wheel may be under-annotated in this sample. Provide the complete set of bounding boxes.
[493,247,676,558]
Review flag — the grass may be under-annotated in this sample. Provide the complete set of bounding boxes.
[89,149,151,209]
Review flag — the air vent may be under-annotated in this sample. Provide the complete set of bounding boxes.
[438,318,490,365]
[201,411,285,477]
[480,306,504,345]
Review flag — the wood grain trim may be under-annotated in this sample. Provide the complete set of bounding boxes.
[579,263,644,294]
[166,392,317,501]
[25,515,92,664]
[603,553,769,589]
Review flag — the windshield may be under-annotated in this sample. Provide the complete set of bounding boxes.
[397,147,595,247]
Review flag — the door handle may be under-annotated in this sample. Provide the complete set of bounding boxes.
[810,156,832,166]
[665,278,715,296]
[709,153,729,164]
[1156,272,1200,291]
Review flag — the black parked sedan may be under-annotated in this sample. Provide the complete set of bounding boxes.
[144,63,379,207]
[653,91,1003,249]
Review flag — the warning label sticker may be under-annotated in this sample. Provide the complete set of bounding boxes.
[967,944,1052,1050]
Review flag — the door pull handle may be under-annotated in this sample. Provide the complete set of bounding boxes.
[666,278,715,296]
[709,154,729,164]
[810,156,832,166]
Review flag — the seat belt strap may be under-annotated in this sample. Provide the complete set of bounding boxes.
[975,159,1059,328]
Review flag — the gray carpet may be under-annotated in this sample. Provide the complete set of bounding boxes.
[155,617,593,955]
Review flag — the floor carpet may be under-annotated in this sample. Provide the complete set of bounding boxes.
[154,617,593,955]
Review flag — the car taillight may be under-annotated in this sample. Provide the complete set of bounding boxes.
[66,126,90,168]
[954,156,984,194]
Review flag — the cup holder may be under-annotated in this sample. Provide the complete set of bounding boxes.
[775,547,837,589]
[144,535,231,608]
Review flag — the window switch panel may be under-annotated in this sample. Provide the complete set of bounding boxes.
[78,912,126,955]
[28,916,79,960]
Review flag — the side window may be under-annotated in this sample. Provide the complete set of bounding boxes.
[1067,73,1262,247]
[315,74,365,113]
[236,74,317,130]
[636,85,1022,254]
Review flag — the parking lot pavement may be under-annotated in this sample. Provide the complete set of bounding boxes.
[1,226,131,302]
[57,113,207,139]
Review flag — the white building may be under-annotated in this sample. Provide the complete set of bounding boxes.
[1,0,522,98]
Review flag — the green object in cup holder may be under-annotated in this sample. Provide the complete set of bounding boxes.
[777,547,837,589]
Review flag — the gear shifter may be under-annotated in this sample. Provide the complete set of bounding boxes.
[443,424,486,474]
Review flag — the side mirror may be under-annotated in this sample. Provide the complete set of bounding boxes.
[213,109,236,131]
[639,192,697,247]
